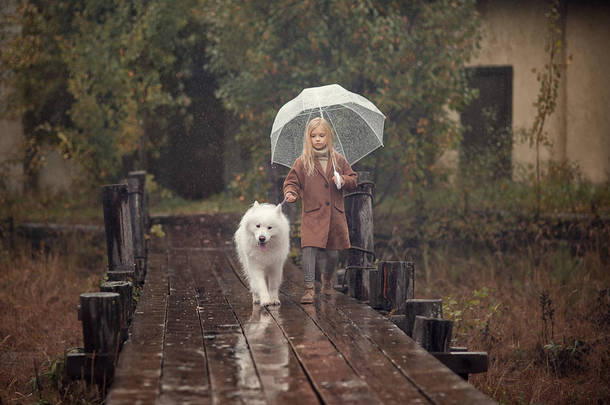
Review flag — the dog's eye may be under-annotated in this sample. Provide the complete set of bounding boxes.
[268,226,272,230]
[256,224,260,228]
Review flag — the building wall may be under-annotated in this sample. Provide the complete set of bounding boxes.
[565,2,610,183]
[468,0,609,183]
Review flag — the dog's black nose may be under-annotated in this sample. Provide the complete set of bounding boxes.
[259,236,266,242]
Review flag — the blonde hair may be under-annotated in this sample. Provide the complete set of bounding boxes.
[302,117,336,176]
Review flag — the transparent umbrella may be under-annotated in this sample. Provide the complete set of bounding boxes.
[270,84,385,170]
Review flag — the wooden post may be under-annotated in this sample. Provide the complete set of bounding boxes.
[127,176,146,283]
[369,261,415,312]
[107,268,136,282]
[102,184,136,273]
[412,315,453,352]
[127,170,148,234]
[100,281,133,342]
[80,292,122,355]
[404,299,443,337]
[345,171,375,300]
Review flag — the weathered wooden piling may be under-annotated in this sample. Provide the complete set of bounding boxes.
[100,281,133,342]
[127,170,148,231]
[127,176,146,283]
[403,298,443,337]
[369,261,415,312]
[412,315,453,352]
[107,267,136,282]
[80,292,123,355]
[345,171,375,300]
[102,184,136,274]
[68,291,122,387]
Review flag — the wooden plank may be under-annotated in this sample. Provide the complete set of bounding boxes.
[190,249,266,405]
[223,250,382,404]
[201,249,321,405]
[106,252,169,404]
[157,249,210,404]
[279,268,430,405]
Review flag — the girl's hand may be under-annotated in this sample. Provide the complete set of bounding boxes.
[285,192,297,203]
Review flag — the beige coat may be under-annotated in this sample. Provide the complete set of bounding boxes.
[283,152,358,249]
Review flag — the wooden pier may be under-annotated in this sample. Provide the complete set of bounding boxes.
[103,214,495,404]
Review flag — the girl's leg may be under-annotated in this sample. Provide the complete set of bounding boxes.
[321,249,339,292]
[302,247,317,285]
[301,247,317,304]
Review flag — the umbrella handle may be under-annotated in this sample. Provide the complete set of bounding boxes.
[330,153,341,190]
[334,170,342,190]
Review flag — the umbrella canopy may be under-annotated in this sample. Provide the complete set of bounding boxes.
[270,84,385,168]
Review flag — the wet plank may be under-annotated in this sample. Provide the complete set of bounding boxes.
[106,252,169,404]
[279,272,429,404]
[211,250,386,405]
[269,294,383,404]
[335,294,495,404]
[320,278,495,404]
[109,215,494,405]
[157,249,210,404]
[202,249,321,405]
[190,249,266,405]
[277,256,494,405]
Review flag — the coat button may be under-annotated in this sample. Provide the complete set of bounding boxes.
[325,183,329,188]
[325,201,330,206]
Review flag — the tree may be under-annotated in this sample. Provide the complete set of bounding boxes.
[204,0,481,202]
[61,0,198,182]
[522,0,565,215]
[1,0,206,185]
[0,0,77,186]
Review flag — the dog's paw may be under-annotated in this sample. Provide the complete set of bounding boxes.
[260,298,280,307]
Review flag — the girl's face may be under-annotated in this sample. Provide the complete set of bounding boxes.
[310,125,329,150]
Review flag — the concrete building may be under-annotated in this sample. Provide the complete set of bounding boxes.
[462,0,609,183]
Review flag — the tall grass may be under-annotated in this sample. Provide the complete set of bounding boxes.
[0,240,105,403]
[416,244,609,404]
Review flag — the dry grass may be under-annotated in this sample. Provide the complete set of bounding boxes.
[415,244,609,405]
[0,240,106,404]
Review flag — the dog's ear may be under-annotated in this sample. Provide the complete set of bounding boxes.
[253,200,259,207]
[276,204,283,215]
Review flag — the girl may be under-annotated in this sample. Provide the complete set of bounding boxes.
[283,117,358,304]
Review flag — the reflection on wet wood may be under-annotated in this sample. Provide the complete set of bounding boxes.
[191,250,265,405]
[201,249,320,405]
[158,250,209,404]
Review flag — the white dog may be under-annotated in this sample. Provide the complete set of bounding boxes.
[234,201,290,306]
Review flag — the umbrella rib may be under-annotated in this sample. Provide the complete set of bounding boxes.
[271,130,280,163]
[326,112,347,162]
[343,102,384,146]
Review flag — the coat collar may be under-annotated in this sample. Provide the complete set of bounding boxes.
[314,154,333,181]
